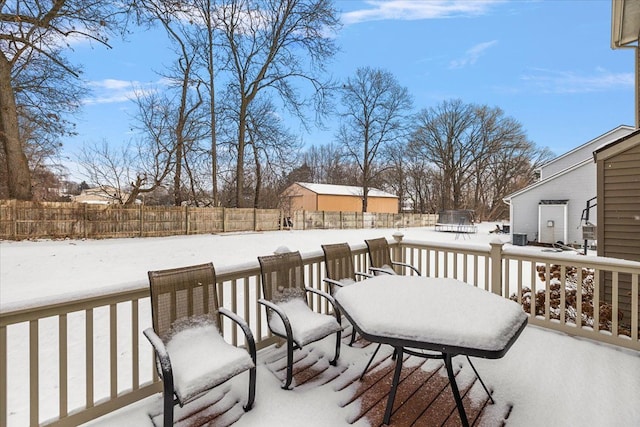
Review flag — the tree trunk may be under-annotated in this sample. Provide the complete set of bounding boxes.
[0,53,32,200]
[235,101,248,208]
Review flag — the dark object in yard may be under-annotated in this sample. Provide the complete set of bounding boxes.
[279,216,293,228]
[512,233,528,246]
[490,224,510,234]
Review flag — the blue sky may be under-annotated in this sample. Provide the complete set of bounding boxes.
[64,0,634,178]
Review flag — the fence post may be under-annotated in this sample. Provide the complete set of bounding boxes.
[489,239,504,296]
[11,200,17,240]
[222,207,226,232]
[183,206,188,235]
[83,203,88,239]
[139,204,143,237]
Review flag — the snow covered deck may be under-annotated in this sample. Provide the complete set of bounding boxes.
[90,324,510,427]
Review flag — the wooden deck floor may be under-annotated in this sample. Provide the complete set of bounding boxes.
[154,326,512,427]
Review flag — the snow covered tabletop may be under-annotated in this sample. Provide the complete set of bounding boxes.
[334,275,528,357]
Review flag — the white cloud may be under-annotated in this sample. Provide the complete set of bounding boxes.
[448,40,498,69]
[342,0,504,25]
[520,68,634,94]
[82,79,162,105]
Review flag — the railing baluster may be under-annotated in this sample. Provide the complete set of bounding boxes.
[132,299,139,390]
[530,264,537,317]
[632,274,638,342]
[86,308,94,408]
[544,263,551,321]
[1,324,6,426]
[110,304,118,399]
[612,272,619,337]
[576,266,583,328]
[560,265,566,325]
[30,319,39,426]
[59,314,68,418]
[593,270,600,332]
[231,279,238,346]
[244,277,250,348]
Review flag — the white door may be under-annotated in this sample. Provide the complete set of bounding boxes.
[538,204,568,244]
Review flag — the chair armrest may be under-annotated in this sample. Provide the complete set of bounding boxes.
[369,266,395,275]
[218,307,257,363]
[258,298,293,341]
[305,287,342,324]
[143,328,173,386]
[391,261,421,276]
[355,271,374,279]
[323,277,344,288]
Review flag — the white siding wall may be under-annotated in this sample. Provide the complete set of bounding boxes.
[540,126,634,179]
[510,162,596,245]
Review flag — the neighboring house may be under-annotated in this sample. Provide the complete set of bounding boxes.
[281,182,399,214]
[503,125,634,246]
[73,186,132,205]
[593,128,640,331]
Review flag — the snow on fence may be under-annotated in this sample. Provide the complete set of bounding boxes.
[0,200,437,240]
[1,238,637,426]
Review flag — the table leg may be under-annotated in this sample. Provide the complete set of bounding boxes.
[383,346,403,425]
[444,353,469,427]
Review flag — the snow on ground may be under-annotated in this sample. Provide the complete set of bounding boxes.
[1,223,513,309]
[1,223,639,426]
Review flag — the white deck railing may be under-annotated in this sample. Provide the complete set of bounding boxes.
[1,238,638,426]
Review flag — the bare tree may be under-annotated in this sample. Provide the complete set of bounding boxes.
[337,67,413,212]
[245,96,301,207]
[137,0,209,206]
[410,99,543,219]
[303,142,352,184]
[215,0,340,207]
[0,0,132,200]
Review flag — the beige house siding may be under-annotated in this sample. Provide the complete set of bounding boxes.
[595,129,640,329]
[281,183,398,214]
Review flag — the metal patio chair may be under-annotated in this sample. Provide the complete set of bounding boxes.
[321,242,373,294]
[322,242,373,345]
[365,237,421,276]
[144,263,256,427]
[258,251,342,390]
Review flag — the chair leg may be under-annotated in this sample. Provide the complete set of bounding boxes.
[244,366,257,411]
[330,330,341,366]
[465,355,494,404]
[349,328,357,346]
[162,383,174,427]
[283,337,294,390]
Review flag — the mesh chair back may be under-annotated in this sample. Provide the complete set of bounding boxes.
[258,251,306,303]
[365,238,393,269]
[148,263,220,341]
[322,243,356,281]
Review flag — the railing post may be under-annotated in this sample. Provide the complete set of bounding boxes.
[392,231,404,264]
[489,239,504,296]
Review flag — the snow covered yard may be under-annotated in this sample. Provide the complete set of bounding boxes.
[1,223,639,426]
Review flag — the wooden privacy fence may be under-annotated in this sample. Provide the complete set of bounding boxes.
[0,200,438,240]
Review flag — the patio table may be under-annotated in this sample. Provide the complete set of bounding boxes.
[333,275,528,426]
